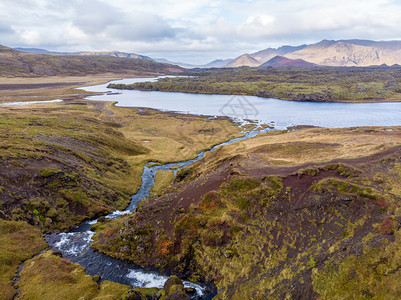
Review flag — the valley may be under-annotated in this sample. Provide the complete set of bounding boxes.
[0,41,401,300]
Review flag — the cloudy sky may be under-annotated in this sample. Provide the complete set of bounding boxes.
[1,0,401,64]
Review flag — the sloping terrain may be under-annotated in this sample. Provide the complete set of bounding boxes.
[0,45,183,77]
[0,101,241,232]
[91,126,401,299]
[259,56,316,67]
[0,98,242,299]
[14,47,153,60]
[77,50,152,60]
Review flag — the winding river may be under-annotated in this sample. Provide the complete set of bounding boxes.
[45,124,268,299]
[6,76,401,299]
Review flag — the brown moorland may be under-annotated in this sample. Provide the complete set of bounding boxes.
[92,126,401,299]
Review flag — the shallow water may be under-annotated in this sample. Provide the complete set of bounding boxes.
[83,77,401,129]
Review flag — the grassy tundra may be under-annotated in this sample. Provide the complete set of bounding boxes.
[109,66,401,102]
[92,126,401,299]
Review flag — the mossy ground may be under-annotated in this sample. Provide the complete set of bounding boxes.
[17,250,132,300]
[92,126,401,299]
[0,220,47,300]
[0,91,242,299]
[0,99,241,232]
[150,170,175,198]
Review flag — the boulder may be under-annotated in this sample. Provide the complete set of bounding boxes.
[121,289,146,300]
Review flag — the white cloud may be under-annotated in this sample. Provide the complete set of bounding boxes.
[1,0,401,63]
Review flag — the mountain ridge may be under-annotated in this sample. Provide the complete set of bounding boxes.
[12,39,401,69]
[223,39,401,67]
[0,45,184,77]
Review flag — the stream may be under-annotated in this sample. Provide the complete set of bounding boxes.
[45,125,269,299]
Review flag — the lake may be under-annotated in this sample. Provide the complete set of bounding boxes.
[83,77,401,129]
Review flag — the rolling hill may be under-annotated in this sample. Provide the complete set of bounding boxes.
[15,47,153,60]
[0,45,183,77]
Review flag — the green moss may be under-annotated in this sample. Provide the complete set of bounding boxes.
[313,230,401,299]
[225,178,261,192]
[0,220,47,300]
[17,251,131,300]
[39,168,63,178]
[150,170,175,197]
[308,256,317,268]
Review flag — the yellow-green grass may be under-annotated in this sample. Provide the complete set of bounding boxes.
[0,99,242,231]
[199,126,401,168]
[150,170,175,198]
[0,220,47,300]
[17,250,131,300]
[102,104,242,187]
[90,126,401,299]
[313,229,401,299]
[0,97,242,299]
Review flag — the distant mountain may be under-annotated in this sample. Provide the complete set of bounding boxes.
[251,44,307,64]
[259,56,316,67]
[202,59,233,68]
[222,39,401,67]
[154,58,199,68]
[1,45,184,77]
[154,58,232,69]
[14,47,73,55]
[285,40,401,66]
[78,51,153,61]
[225,54,260,67]
[14,47,153,61]
[14,39,401,70]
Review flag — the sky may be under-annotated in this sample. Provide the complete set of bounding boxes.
[1,0,401,64]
